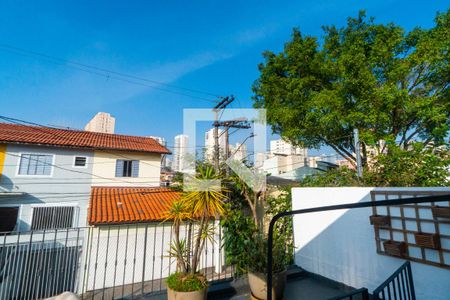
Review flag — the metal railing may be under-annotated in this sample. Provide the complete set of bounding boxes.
[267,194,450,300]
[0,222,231,300]
[373,261,415,300]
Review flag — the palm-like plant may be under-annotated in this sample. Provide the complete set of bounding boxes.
[166,164,227,283]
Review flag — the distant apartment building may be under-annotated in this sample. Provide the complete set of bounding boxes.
[309,154,337,168]
[172,134,189,172]
[148,136,168,168]
[257,139,308,174]
[204,128,226,162]
[270,139,306,155]
[84,112,115,134]
[229,142,247,162]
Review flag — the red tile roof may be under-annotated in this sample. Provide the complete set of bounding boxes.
[88,186,181,225]
[0,123,170,154]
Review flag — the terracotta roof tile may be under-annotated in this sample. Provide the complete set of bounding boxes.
[88,186,181,225]
[0,123,170,154]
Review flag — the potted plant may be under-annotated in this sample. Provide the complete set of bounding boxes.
[246,234,287,300]
[164,166,227,300]
[224,170,290,300]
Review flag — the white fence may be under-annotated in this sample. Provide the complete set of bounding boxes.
[0,222,229,300]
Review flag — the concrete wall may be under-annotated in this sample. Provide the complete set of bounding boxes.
[91,150,161,187]
[292,187,450,300]
[0,144,94,229]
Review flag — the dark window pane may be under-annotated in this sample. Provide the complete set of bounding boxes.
[74,156,87,167]
[0,207,19,232]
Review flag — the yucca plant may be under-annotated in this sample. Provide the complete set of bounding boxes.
[165,165,227,293]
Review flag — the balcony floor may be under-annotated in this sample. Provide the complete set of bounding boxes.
[143,268,358,300]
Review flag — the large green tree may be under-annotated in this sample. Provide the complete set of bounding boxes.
[253,11,449,166]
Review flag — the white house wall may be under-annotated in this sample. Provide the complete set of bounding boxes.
[91,150,161,187]
[0,144,94,229]
[292,187,450,300]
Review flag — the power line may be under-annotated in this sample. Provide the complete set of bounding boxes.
[0,44,219,103]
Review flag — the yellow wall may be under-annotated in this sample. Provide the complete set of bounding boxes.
[91,150,161,187]
[0,144,6,177]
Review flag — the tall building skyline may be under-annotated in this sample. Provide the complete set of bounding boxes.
[204,128,226,162]
[229,142,247,162]
[148,136,168,168]
[172,134,189,172]
[84,112,115,134]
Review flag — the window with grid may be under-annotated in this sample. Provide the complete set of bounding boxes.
[115,160,139,177]
[18,154,53,175]
[31,206,75,230]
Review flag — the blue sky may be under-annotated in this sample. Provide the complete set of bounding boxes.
[0,0,448,155]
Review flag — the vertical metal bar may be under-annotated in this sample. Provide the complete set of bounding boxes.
[34,229,47,299]
[61,228,70,293]
[112,225,121,300]
[5,232,20,298]
[122,225,130,299]
[82,227,94,300]
[159,222,165,291]
[406,262,415,300]
[168,221,173,280]
[10,232,22,299]
[0,233,10,300]
[141,224,149,296]
[101,226,111,300]
[51,230,61,297]
[92,227,102,296]
[22,230,34,299]
[151,224,157,293]
[131,224,139,299]
[72,228,81,295]
[393,277,398,300]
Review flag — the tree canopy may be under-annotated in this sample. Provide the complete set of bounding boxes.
[253,10,450,166]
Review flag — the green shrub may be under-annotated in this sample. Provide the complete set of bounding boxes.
[166,272,207,292]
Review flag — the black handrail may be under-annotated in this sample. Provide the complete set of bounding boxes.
[372,261,415,300]
[267,193,450,300]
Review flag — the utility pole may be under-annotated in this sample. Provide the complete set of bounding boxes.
[354,128,363,178]
[214,119,251,175]
[212,96,234,171]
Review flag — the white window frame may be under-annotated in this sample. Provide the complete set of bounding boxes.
[15,152,55,177]
[29,203,79,229]
[73,156,88,168]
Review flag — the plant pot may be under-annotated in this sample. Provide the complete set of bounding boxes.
[383,240,407,257]
[167,287,207,300]
[369,215,390,227]
[414,232,441,249]
[248,270,286,300]
[431,206,450,218]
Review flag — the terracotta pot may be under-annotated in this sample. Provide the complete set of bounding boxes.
[167,287,207,300]
[248,270,286,300]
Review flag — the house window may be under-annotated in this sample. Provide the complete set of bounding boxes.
[0,207,19,232]
[73,156,87,167]
[18,154,53,176]
[115,160,139,177]
[31,206,75,230]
